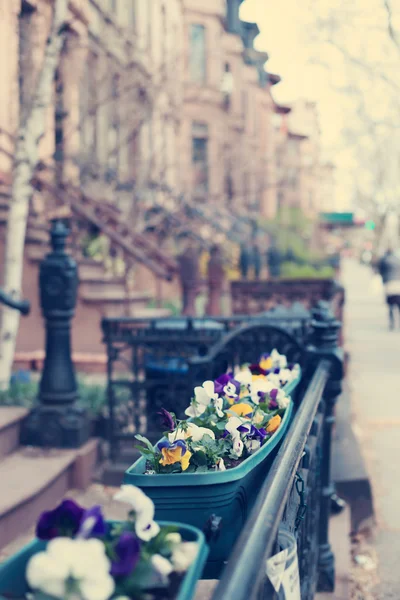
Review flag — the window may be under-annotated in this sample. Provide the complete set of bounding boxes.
[192,122,209,198]
[189,24,206,83]
[106,74,120,178]
[130,0,136,28]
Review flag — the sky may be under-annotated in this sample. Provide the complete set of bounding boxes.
[241,0,363,210]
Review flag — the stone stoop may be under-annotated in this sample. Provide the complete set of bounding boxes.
[0,407,99,552]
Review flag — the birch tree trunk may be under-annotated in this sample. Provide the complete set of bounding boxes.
[0,0,68,389]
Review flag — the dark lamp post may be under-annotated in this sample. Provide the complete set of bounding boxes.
[21,219,89,448]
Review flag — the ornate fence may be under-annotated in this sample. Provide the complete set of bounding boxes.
[202,303,343,599]
[231,279,345,337]
[101,313,311,460]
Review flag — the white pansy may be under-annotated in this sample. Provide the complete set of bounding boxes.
[270,349,287,369]
[225,416,251,437]
[170,423,215,443]
[114,485,160,541]
[251,379,275,404]
[185,381,217,418]
[266,373,281,388]
[253,411,264,426]
[151,554,173,583]
[232,436,244,457]
[277,390,290,409]
[217,458,226,471]
[245,439,261,453]
[279,368,293,384]
[27,538,114,600]
[165,532,182,546]
[213,397,225,418]
[171,542,199,573]
[234,369,252,386]
[223,381,238,398]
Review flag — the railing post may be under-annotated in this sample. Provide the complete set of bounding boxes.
[21,219,89,448]
[307,300,343,592]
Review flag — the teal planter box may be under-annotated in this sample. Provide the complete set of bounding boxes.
[124,375,300,578]
[0,522,208,600]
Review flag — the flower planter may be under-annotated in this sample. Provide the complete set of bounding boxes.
[124,375,300,579]
[0,522,208,600]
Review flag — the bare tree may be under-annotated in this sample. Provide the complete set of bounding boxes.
[0,0,68,389]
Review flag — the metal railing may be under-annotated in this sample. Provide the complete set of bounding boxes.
[101,312,312,460]
[212,361,331,600]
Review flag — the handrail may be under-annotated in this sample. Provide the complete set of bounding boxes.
[0,289,30,315]
[211,360,330,599]
[32,174,177,281]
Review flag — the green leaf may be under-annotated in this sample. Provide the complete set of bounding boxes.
[134,434,155,452]
[192,450,207,466]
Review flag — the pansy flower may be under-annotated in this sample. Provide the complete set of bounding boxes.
[259,354,273,371]
[270,349,288,369]
[158,408,175,431]
[234,369,253,386]
[249,363,268,376]
[185,380,218,418]
[251,379,276,404]
[214,373,240,401]
[266,415,282,434]
[114,485,160,541]
[110,532,141,577]
[36,499,85,540]
[169,422,215,443]
[225,416,251,438]
[157,439,192,471]
[228,402,253,417]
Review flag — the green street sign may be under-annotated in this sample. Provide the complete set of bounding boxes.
[365,221,375,230]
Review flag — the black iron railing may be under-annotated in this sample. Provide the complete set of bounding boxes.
[101,312,311,460]
[212,362,330,600]
[207,302,343,599]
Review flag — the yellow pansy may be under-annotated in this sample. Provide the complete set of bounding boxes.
[260,357,273,371]
[228,403,253,417]
[266,415,281,434]
[252,374,266,382]
[160,447,192,471]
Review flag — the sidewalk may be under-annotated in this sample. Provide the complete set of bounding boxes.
[343,259,400,598]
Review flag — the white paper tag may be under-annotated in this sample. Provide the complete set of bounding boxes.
[266,548,288,593]
[281,550,301,600]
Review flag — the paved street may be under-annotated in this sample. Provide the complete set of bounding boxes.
[344,259,400,598]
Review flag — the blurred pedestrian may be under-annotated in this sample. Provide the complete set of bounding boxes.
[267,240,282,278]
[378,247,400,330]
[206,245,225,316]
[177,241,200,316]
[239,242,250,279]
[252,242,262,280]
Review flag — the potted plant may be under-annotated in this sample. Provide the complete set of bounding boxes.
[0,486,208,600]
[124,350,301,578]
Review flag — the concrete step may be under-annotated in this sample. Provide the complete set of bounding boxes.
[79,261,108,279]
[14,350,107,374]
[80,279,127,297]
[0,408,29,460]
[131,307,173,318]
[0,440,99,551]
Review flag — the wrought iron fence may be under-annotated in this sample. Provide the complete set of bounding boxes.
[101,312,311,460]
[208,303,343,599]
[211,362,331,600]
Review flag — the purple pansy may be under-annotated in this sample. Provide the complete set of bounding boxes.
[248,425,267,441]
[36,499,85,540]
[273,368,281,375]
[78,505,107,539]
[111,532,141,577]
[157,439,188,455]
[269,388,279,409]
[214,373,240,399]
[158,408,175,431]
[249,364,269,376]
